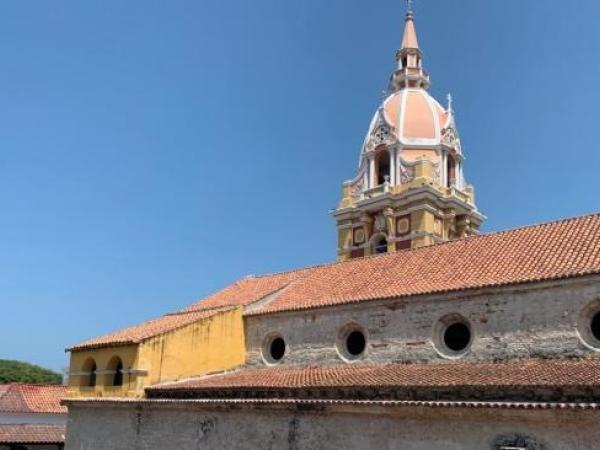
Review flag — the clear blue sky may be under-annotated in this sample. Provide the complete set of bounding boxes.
[1,1,599,372]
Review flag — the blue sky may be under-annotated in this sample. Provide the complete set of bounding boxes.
[1,1,599,372]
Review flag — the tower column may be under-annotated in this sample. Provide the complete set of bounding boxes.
[440,150,447,188]
[389,148,396,186]
[369,154,376,188]
[396,150,402,186]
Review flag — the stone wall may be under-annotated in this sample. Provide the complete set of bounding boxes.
[64,400,600,450]
[245,275,600,367]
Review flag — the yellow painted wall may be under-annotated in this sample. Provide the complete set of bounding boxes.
[411,210,434,235]
[137,307,245,387]
[67,307,246,398]
[338,228,352,255]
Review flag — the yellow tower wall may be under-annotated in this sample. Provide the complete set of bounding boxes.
[411,209,435,248]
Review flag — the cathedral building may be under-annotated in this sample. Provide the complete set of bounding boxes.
[63,7,600,450]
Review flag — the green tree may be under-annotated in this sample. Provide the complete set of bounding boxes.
[0,359,62,384]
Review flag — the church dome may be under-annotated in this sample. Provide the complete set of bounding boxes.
[366,88,449,148]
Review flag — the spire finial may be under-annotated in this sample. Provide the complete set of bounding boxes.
[400,0,419,50]
[447,93,453,112]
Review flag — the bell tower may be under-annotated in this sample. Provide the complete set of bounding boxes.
[333,5,484,261]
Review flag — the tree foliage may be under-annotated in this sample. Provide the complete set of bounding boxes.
[0,359,62,384]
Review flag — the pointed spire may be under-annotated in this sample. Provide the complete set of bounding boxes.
[389,0,430,92]
[401,1,419,50]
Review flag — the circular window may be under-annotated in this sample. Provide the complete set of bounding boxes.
[337,324,368,361]
[269,337,286,361]
[433,314,472,359]
[444,323,471,352]
[346,330,366,356]
[262,334,286,365]
[577,301,600,350]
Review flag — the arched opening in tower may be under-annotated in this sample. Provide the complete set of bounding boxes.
[374,237,388,255]
[447,154,456,188]
[376,151,391,186]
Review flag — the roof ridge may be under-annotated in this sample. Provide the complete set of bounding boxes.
[68,305,239,351]
[245,210,600,279]
[451,210,600,243]
[165,305,235,316]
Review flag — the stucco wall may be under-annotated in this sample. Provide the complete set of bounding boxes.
[68,345,138,397]
[64,401,600,450]
[138,307,245,387]
[67,307,246,397]
[245,276,600,367]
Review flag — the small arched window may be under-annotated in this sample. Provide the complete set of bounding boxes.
[375,150,391,186]
[89,363,97,387]
[107,356,124,387]
[374,237,388,255]
[80,358,97,388]
[113,360,123,387]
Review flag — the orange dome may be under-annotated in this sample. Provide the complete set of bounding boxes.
[381,88,448,145]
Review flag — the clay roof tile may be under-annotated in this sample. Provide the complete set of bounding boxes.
[0,384,67,414]
[0,424,65,444]
[147,358,600,393]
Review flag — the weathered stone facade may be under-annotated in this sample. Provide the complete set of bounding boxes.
[245,275,600,368]
[65,400,600,450]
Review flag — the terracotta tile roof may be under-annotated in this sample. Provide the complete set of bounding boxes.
[0,424,65,444]
[243,213,600,314]
[146,358,600,393]
[70,213,600,350]
[69,307,233,351]
[177,212,600,317]
[181,270,308,313]
[0,384,67,414]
